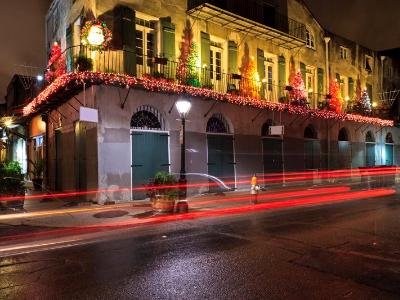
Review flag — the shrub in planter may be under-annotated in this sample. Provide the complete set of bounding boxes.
[29,158,45,191]
[74,55,93,71]
[0,161,25,209]
[146,171,178,213]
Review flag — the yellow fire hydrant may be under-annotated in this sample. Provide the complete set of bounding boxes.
[250,174,260,204]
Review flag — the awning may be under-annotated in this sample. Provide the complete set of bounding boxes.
[187,3,305,50]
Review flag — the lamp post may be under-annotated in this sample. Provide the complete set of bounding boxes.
[175,98,192,203]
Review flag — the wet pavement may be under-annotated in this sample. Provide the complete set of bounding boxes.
[1,192,400,299]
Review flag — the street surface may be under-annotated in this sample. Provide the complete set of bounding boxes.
[1,185,400,299]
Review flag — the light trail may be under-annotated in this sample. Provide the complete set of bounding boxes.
[0,186,350,221]
[0,187,394,244]
[0,166,397,202]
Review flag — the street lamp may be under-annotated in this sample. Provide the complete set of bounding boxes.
[175,98,192,204]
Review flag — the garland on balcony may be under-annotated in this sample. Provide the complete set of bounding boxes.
[22,72,394,127]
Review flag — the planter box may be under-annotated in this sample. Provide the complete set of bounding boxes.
[152,196,176,213]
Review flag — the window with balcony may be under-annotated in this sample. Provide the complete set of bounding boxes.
[305,27,315,49]
[135,17,156,76]
[365,55,373,72]
[340,46,349,60]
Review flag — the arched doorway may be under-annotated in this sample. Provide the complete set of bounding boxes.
[262,119,283,176]
[206,113,235,189]
[131,105,169,199]
[385,132,394,166]
[304,124,321,170]
[365,131,376,167]
[337,127,351,169]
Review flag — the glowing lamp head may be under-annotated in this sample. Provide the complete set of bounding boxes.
[87,25,105,46]
[4,119,13,128]
[345,96,350,101]
[308,88,313,93]
[37,75,43,82]
[372,102,378,108]
[175,98,192,118]
[262,78,267,83]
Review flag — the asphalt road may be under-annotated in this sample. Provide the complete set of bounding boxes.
[1,193,400,300]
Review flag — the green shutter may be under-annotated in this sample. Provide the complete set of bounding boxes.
[257,48,265,79]
[348,77,354,99]
[114,6,136,75]
[317,67,324,99]
[66,25,73,72]
[160,18,175,61]
[257,49,265,99]
[367,84,373,101]
[278,55,286,97]
[228,41,238,74]
[201,32,210,68]
[300,62,306,83]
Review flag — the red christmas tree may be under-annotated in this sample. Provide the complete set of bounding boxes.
[328,79,342,113]
[289,70,306,105]
[177,20,193,84]
[45,42,66,82]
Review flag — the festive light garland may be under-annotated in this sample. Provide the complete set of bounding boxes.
[23,72,394,127]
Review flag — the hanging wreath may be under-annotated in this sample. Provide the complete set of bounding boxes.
[81,20,112,51]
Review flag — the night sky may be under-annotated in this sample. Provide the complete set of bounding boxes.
[303,0,400,51]
[0,0,399,102]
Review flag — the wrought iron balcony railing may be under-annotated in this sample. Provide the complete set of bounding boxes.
[41,45,373,116]
[187,0,305,42]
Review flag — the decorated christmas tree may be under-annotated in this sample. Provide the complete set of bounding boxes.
[328,79,342,113]
[45,42,66,82]
[177,20,200,86]
[239,43,260,99]
[288,70,306,105]
[186,40,200,86]
[352,78,371,115]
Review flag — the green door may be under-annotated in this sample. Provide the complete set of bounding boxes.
[366,143,375,167]
[263,138,283,174]
[55,130,62,191]
[304,140,321,170]
[131,131,169,199]
[385,144,394,166]
[338,141,351,169]
[207,134,235,190]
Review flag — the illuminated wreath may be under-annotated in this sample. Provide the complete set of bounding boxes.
[81,20,112,51]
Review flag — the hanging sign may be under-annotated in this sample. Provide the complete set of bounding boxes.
[80,107,98,123]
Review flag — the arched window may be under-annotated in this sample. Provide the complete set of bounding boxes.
[366,131,375,143]
[304,124,318,139]
[338,127,349,141]
[206,113,231,134]
[305,27,315,49]
[261,119,275,136]
[386,132,394,143]
[131,105,165,130]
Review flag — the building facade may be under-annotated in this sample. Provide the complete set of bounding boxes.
[15,0,400,202]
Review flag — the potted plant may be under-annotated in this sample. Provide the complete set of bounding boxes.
[29,158,45,191]
[74,54,93,71]
[0,161,25,210]
[146,171,178,213]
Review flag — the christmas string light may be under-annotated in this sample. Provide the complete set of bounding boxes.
[23,72,394,127]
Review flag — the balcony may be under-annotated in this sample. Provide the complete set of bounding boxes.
[187,0,305,49]
[23,45,393,127]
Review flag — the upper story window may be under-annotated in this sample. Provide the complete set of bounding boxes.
[340,46,349,60]
[305,27,315,49]
[365,55,373,73]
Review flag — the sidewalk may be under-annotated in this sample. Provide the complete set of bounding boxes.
[0,174,395,231]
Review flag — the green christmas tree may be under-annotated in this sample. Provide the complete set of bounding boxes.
[352,77,371,115]
[177,20,200,87]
